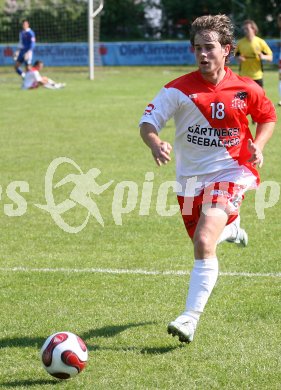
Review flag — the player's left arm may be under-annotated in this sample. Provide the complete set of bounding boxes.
[27,30,36,51]
[259,40,273,62]
[24,31,36,61]
[248,122,275,167]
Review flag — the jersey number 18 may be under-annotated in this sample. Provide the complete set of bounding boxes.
[210,102,225,119]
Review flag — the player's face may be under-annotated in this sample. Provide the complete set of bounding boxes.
[22,21,29,30]
[243,23,255,39]
[194,32,230,76]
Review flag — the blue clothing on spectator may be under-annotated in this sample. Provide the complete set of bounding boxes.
[20,28,36,51]
[16,28,36,66]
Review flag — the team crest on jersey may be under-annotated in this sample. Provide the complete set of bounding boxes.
[235,91,247,100]
[231,91,247,110]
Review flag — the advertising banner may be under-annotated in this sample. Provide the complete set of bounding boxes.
[1,40,280,67]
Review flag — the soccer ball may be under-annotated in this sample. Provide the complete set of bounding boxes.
[40,331,88,379]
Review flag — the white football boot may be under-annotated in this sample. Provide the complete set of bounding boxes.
[226,215,248,247]
[167,315,196,343]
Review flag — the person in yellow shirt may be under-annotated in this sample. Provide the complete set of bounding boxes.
[235,19,273,88]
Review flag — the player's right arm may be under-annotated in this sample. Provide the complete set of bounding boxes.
[140,123,172,166]
[234,41,246,63]
[139,87,178,166]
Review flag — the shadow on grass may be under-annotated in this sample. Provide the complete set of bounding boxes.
[0,379,58,388]
[85,322,180,354]
[0,335,45,349]
[82,321,155,339]
[0,321,154,349]
[0,321,180,355]
[140,346,180,354]
[90,344,179,354]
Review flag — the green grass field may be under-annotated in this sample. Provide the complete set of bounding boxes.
[0,65,280,389]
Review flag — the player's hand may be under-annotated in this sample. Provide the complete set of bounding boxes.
[239,55,246,62]
[247,139,264,168]
[258,53,267,60]
[13,50,20,61]
[151,141,172,166]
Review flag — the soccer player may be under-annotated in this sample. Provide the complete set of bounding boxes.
[139,14,276,343]
[22,60,65,90]
[235,19,273,88]
[14,19,36,78]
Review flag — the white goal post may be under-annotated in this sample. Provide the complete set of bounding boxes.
[88,0,104,80]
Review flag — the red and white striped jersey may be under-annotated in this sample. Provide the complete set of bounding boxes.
[140,67,276,195]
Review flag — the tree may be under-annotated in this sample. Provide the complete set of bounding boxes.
[231,0,281,38]
[160,0,280,39]
[0,0,88,43]
[160,0,231,39]
[100,0,146,41]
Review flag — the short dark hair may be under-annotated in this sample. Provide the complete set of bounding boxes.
[190,14,235,61]
[34,60,43,67]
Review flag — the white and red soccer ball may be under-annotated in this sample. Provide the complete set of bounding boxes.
[40,331,88,379]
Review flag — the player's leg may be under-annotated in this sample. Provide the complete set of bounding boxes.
[168,182,247,343]
[168,204,226,343]
[14,50,25,77]
[43,78,66,89]
[40,76,58,89]
[15,60,24,76]
[24,50,33,73]
[15,60,21,75]
[217,183,248,246]
[217,214,248,246]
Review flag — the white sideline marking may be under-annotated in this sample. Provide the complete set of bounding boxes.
[0,267,280,278]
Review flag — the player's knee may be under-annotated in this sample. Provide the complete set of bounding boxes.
[193,233,215,258]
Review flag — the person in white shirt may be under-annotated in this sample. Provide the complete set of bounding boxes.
[22,60,65,90]
[139,14,276,344]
